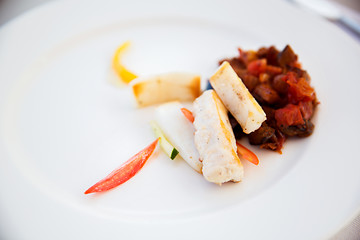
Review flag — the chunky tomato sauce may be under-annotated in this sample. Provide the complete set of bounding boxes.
[219,45,318,153]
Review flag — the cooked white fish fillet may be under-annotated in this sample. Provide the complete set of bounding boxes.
[131,72,201,107]
[193,90,244,184]
[210,61,266,134]
[155,101,202,173]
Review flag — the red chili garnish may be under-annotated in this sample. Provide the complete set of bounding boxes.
[181,108,194,123]
[236,142,259,165]
[84,138,159,194]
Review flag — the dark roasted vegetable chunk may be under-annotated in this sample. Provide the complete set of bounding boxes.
[278,45,298,68]
[248,123,275,145]
[253,84,281,105]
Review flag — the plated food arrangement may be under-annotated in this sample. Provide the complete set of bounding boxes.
[85,44,318,194]
[220,45,318,152]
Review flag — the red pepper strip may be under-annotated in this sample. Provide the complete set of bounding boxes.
[236,142,259,165]
[84,138,159,194]
[181,108,194,123]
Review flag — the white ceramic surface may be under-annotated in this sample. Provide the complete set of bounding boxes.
[0,0,360,239]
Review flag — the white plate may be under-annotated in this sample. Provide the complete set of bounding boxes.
[1,0,360,239]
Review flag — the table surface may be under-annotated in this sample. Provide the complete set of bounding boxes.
[0,0,359,239]
[0,0,359,42]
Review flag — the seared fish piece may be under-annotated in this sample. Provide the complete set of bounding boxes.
[193,90,244,184]
[210,61,266,134]
[132,72,201,107]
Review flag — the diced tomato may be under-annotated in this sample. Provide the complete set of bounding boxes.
[283,71,298,83]
[285,72,315,104]
[247,59,267,76]
[275,104,305,127]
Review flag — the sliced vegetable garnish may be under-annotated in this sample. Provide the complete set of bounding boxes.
[236,142,259,165]
[112,41,137,84]
[180,108,194,123]
[150,121,179,160]
[155,102,202,173]
[84,138,159,194]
